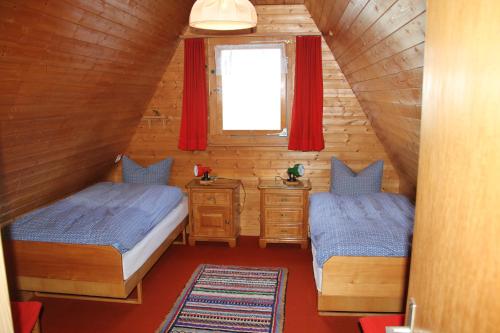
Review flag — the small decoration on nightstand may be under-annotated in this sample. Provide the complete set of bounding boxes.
[284,164,305,186]
[194,164,214,185]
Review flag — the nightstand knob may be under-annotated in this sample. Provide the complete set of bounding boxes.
[225,220,229,225]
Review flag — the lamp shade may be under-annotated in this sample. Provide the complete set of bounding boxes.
[287,164,305,177]
[189,0,257,31]
[194,164,212,177]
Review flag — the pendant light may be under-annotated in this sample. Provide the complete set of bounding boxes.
[189,0,257,31]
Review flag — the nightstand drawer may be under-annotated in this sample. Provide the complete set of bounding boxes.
[191,191,229,205]
[264,208,303,223]
[264,193,303,206]
[266,224,303,238]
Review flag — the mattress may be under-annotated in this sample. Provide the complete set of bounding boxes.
[311,243,323,292]
[122,196,188,280]
[8,182,184,253]
[309,192,415,268]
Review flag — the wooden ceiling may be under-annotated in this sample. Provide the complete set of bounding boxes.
[0,0,195,222]
[0,0,424,223]
[305,0,425,197]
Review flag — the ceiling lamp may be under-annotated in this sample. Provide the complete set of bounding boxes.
[189,0,257,31]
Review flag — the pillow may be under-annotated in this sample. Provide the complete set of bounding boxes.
[122,156,173,185]
[330,157,384,195]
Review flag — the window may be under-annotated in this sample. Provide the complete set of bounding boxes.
[217,44,284,131]
[208,38,294,146]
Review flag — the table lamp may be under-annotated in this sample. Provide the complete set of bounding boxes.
[194,164,212,181]
[285,164,305,185]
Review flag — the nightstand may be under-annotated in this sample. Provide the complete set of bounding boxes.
[186,178,241,247]
[258,178,311,249]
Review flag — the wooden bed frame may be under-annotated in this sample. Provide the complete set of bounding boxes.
[317,255,409,315]
[5,217,187,304]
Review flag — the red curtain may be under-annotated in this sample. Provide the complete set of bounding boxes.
[288,36,324,151]
[178,38,208,151]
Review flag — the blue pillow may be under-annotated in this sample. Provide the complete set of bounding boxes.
[330,157,383,195]
[122,156,173,185]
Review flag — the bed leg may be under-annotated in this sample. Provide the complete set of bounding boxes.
[173,226,187,245]
[135,280,143,305]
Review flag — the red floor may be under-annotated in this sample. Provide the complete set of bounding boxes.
[37,237,361,333]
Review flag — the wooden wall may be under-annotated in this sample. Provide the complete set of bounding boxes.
[0,0,194,223]
[120,5,401,236]
[304,0,426,197]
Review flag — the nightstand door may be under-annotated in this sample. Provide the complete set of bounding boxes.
[192,205,232,237]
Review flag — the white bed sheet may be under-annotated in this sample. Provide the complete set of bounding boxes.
[122,196,188,280]
[311,243,323,292]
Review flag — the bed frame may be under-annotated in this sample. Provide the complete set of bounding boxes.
[318,256,409,315]
[5,217,187,304]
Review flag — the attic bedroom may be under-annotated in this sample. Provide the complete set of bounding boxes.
[0,1,498,333]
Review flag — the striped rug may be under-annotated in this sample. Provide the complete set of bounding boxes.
[157,264,288,333]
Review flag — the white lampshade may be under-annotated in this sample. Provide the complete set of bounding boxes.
[189,0,257,31]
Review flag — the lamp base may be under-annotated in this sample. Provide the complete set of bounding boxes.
[200,179,215,185]
[283,180,302,186]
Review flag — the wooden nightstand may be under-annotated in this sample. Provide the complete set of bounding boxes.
[258,178,311,249]
[186,178,241,247]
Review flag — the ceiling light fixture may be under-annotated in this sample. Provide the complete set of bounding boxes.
[189,0,257,31]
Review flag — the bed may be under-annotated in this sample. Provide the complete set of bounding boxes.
[309,192,414,314]
[4,182,188,304]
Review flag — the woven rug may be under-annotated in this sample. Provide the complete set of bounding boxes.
[157,264,288,333]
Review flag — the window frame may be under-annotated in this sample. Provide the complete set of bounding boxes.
[207,37,295,147]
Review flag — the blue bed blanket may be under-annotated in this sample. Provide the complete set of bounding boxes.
[7,182,184,253]
[309,192,415,268]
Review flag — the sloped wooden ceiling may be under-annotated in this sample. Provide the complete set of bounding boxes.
[305,0,425,197]
[0,0,195,223]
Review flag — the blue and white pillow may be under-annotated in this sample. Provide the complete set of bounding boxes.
[122,156,173,185]
[330,157,384,195]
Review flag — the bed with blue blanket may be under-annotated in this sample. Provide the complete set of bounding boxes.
[6,182,188,303]
[309,192,415,314]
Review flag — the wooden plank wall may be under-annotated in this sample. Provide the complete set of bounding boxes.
[0,0,194,223]
[118,5,401,236]
[304,0,426,198]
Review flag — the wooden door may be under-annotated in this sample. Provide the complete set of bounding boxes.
[0,236,14,333]
[405,0,500,332]
[193,205,231,237]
